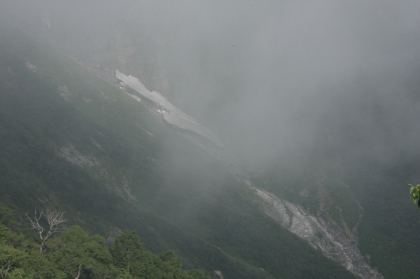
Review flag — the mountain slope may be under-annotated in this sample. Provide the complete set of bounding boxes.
[2,1,419,278]
[0,26,355,278]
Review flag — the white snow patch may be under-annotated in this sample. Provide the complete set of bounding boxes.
[116,70,222,147]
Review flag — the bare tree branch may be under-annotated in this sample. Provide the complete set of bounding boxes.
[45,208,66,235]
[25,208,67,252]
[26,209,44,244]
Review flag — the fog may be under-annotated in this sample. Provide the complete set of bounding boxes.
[3,0,420,172]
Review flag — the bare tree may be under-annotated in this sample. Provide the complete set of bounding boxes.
[25,208,67,252]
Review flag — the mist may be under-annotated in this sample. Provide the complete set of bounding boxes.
[2,0,420,172]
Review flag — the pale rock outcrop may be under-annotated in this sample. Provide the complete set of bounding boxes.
[116,70,222,147]
[254,187,383,279]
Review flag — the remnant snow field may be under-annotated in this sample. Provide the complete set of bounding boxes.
[116,70,222,147]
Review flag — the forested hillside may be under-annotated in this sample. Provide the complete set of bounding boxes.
[0,204,207,279]
[0,203,208,278]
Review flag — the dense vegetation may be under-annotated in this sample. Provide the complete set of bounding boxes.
[0,25,355,278]
[0,204,208,278]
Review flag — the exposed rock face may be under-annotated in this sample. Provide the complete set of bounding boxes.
[190,132,383,278]
[115,70,223,147]
[25,61,37,72]
[214,270,224,279]
[254,188,383,279]
[60,144,137,202]
[118,176,137,202]
[60,144,101,168]
[58,85,71,102]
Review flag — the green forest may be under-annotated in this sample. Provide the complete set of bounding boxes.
[0,203,208,278]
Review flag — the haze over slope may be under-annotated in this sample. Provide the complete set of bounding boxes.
[2,1,420,278]
[4,0,419,167]
[0,22,359,278]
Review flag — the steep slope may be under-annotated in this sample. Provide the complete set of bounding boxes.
[112,64,382,278]
[248,79,420,279]
[6,2,418,277]
[0,26,355,278]
[5,3,420,276]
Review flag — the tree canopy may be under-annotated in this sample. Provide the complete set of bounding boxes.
[0,203,209,279]
[408,184,420,209]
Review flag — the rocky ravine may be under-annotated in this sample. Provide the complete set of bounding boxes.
[185,133,383,278]
[253,187,383,279]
